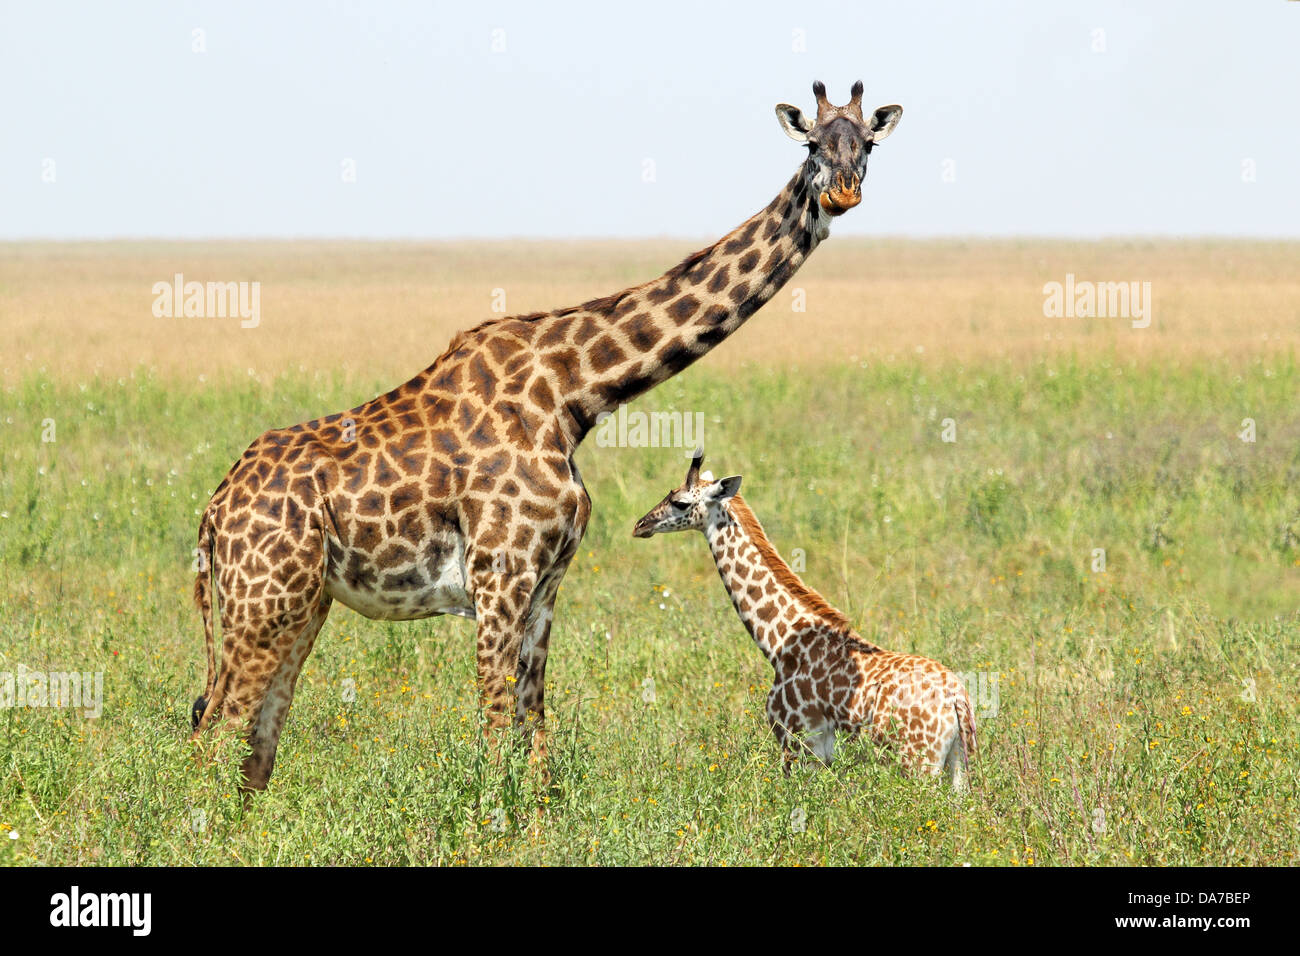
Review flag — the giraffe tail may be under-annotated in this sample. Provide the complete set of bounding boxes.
[191,509,218,730]
[952,690,977,776]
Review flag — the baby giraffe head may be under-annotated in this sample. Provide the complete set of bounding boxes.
[632,450,742,538]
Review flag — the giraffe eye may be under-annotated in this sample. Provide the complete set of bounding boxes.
[669,497,689,510]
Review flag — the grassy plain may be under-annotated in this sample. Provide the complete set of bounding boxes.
[0,239,1296,865]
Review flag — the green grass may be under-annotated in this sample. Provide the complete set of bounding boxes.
[1,355,1297,865]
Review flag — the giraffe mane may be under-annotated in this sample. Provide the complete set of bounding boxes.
[727,494,881,654]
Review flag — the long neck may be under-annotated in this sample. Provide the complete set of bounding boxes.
[558,162,829,444]
[702,494,857,666]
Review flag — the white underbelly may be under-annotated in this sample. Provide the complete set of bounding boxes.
[324,535,476,622]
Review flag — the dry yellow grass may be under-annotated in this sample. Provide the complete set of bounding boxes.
[2,239,1297,386]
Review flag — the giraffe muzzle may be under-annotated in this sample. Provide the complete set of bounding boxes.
[819,172,862,217]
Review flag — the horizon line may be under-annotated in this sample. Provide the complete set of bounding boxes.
[3,233,1299,244]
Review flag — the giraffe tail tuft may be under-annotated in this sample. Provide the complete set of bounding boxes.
[192,509,218,730]
[191,695,209,731]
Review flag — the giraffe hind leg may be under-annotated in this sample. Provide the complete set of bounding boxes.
[514,561,574,776]
[195,527,330,791]
[240,597,332,791]
[941,709,969,793]
[944,744,968,792]
[514,607,553,772]
[471,567,537,739]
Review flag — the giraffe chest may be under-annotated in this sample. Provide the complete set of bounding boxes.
[323,529,475,622]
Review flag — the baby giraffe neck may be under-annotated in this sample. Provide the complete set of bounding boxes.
[702,494,857,665]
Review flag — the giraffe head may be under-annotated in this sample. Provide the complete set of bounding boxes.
[632,450,742,538]
[775,80,903,217]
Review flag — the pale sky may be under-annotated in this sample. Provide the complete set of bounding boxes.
[2,0,1297,239]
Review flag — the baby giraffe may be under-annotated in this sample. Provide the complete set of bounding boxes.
[633,452,976,789]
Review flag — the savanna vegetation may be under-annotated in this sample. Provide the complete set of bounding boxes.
[1,240,1296,865]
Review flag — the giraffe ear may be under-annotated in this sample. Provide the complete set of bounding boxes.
[713,476,742,501]
[867,105,903,143]
[775,104,814,142]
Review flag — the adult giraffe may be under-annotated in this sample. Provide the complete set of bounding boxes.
[191,81,902,790]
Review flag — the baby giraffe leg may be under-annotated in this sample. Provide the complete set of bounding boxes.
[944,745,968,792]
[768,689,802,775]
[942,698,973,792]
